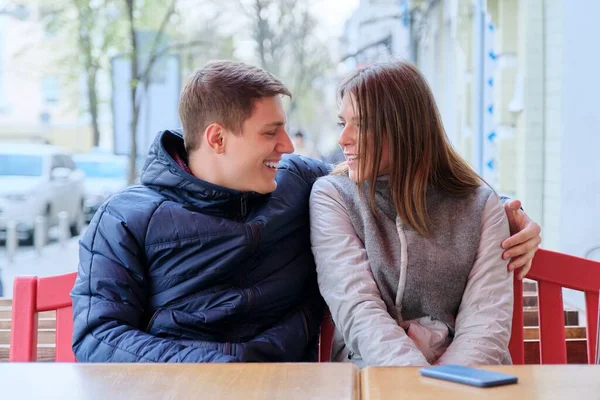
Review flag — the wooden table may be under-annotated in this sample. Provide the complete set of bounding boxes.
[361,365,600,400]
[0,363,359,400]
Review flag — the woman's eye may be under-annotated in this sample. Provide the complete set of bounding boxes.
[337,122,346,128]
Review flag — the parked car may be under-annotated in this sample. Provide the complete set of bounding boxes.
[72,153,129,223]
[0,143,85,243]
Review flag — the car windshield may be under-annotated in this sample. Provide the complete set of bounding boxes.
[75,161,126,178]
[0,154,43,176]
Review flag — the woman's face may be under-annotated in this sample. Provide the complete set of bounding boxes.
[338,94,390,182]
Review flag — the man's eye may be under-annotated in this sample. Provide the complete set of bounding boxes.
[265,131,276,136]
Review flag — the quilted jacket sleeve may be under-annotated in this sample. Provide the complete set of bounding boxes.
[240,285,324,362]
[285,154,332,186]
[71,202,237,363]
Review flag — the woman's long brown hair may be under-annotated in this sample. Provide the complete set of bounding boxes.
[335,61,483,236]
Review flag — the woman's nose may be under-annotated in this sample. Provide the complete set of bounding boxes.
[338,126,352,148]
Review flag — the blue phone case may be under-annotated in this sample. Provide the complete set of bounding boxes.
[419,365,518,388]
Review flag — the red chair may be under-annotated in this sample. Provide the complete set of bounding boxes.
[510,249,600,364]
[318,249,600,365]
[318,310,334,362]
[597,303,600,364]
[9,272,77,362]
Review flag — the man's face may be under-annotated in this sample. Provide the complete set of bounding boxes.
[221,96,294,194]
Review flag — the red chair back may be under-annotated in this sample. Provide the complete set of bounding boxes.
[597,303,600,364]
[509,249,600,364]
[318,250,600,365]
[9,272,77,362]
[318,310,334,362]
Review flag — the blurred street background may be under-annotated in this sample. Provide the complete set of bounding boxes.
[0,0,599,314]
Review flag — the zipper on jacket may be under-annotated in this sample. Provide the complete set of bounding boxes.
[240,196,247,219]
[246,287,256,311]
[248,222,261,248]
[145,308,163,332]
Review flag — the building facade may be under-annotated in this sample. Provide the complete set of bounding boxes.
[0,5,109,152]
[340,0,412,70]
[412,0,600,263]
[348,0,599,315]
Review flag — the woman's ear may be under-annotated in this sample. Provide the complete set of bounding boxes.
[204,123,226,154]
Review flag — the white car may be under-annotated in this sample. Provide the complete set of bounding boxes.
[72,152,129,223]
[0,143,85,243]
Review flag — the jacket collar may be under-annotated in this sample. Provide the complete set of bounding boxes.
[140,129,265,219]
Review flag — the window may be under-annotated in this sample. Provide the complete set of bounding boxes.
[74,160,127,178]
[42,76,60,104]
[0,155,43,176]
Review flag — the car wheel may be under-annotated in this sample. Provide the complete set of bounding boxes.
[70,200,85,237]
[22,229,34,246]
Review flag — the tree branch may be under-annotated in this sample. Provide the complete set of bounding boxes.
[142,39,209,81]
[232,0,252,17]
[138,0,177,85]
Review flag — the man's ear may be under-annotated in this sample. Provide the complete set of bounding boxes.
[204,123,226,154]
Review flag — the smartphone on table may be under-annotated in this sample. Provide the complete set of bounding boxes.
[419,365,518,388]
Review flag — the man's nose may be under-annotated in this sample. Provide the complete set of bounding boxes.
[277,131,294,154]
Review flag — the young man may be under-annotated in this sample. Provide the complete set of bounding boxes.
[71,60,541,363]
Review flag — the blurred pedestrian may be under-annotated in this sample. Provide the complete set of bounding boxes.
[293,131,321,159]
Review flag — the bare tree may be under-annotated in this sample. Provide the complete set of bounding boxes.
[73,0,123,147]
[37,0,213,175]
[236,0,332,129]
[253,0,269,69]
[123,0,174,183]
[123,0,211,183]
[38,0,125,148]
[72,0,101,147]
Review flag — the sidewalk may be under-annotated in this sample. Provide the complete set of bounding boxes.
[0,236,80,298]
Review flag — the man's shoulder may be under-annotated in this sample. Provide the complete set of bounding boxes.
[92,185,166,229]
[81,185,167,251]
[279,154,331,184]
[106,185,164,209]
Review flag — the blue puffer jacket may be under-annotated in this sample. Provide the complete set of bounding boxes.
[71,129,329,362]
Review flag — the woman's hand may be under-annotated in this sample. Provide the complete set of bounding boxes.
[501,199,542,280]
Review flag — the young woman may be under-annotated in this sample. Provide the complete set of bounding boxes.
[310,61,514,367]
